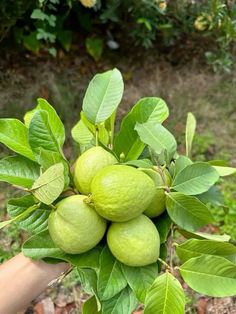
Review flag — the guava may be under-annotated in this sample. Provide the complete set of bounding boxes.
[90,165,156,222]
[73,146,117,195]
[48,195,107,254]
[107,215,160,266]
[141,168,172,218]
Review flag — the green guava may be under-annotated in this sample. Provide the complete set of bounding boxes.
[73,146,117,195]
[141,168,172,218]
[48,195,107,254]
[90,165,156,222]
[107,214,160,266]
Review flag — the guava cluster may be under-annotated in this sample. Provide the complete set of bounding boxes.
[48,146,171,267]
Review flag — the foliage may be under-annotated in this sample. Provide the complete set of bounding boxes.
[1,0,236,70]
[0,68,236,313]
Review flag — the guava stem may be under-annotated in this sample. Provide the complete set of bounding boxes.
[157,258,171,270]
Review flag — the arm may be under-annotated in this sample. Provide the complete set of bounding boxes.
[0,253,70,314]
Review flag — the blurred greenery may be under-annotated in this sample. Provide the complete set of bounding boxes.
[1,0,236,70]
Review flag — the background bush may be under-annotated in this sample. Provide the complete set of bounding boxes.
[1,1,236,69]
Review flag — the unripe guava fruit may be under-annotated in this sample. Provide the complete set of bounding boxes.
[107,215,160,266]
[141,168,172,218]
[90,165,156,222]
[73,146,117,195]
[48,195,107,254]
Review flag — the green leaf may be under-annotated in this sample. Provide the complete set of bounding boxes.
[144,272,185,314]
[135,122,177,163]
[114,97,169,161]
[22,229,102,267]
[101,287,138,314]
[177,229,231,242]
[122,263,159,303]
[57,30,72,52]
[77,268,98,295]
[28,110,64,160]
[172,162,219,195]
[31,163,65,204]
[82,68,124,124]
[174,155,193,176]
[0,119,35,161]
[71,119,94,145]
[212,166,236,177]
[180,255,236,297]
[124,159,153,169]
[166,192,214,232]
[37,98,65,147]
[0,204,38,230]
[176,239,236,263]
[185,112,196,158]
[154,212,172,244]
[97,246,127,301]
[7,195,50,233]
[83,296,100,314]
[197,186,225,206]
[0,156,40,188]
[86,37,104,62]
[24,109,38,128]
[37,148,70,188]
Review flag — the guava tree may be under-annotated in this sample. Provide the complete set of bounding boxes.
[0,68,236,314]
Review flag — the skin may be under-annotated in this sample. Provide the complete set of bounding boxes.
[0,253,69,314]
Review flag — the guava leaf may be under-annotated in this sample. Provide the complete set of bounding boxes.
[83,296,100,314]
[176,239,236,263]
[154,212,172,243]
[172,162,219,195]
[0,156,40,188]
[212,166,236,177]
[22,230,102,268]
[185,112,196,158]
[101,287,138,314]
[180,255,236,297]
[124,159,153,169]
[144,272,185,314]
[7,195,50,233]
[36,98,65,147]
[197,186,225,206]
[166,192,214,232]
[71,119,94,145]
[31,163,65,205]
[135,122,177,164]
[177,229,231,242]
[82,68,124,124]
[122,263,159,303]
[0,119,35,161]
[174,155,193,176]
[97,246,127,301]
[37,148,70,188]
[28,110,64,160]
[114,97,169,161]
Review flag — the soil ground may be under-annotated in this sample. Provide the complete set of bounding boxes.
[0,47,236,313]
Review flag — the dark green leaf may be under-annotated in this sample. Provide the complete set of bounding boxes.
[101,287,138,314]
[7,195,50,233]
[0,156,40,188]
[97,246,127,301]
[197,186,225,206]
[86,37,104,61]
[174,155,193,176]
[124,159,153,169]
[166,192,214,232]
[122,263,159,303]
[83,296,100,314]
[154,212,172,243]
